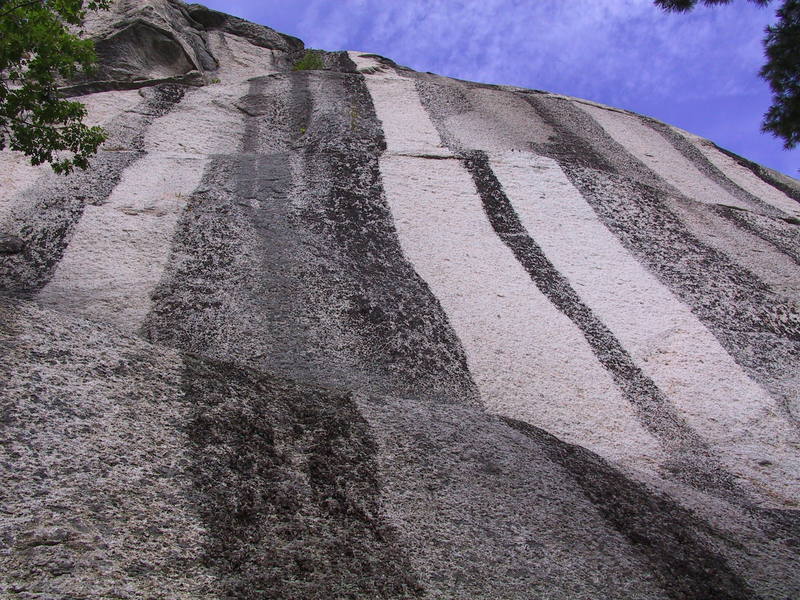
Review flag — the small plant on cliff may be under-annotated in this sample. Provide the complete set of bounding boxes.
[292,50,324,71]
[0,0,110,174]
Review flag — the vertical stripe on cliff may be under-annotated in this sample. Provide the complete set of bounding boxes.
[520,91,800,435]
[462,149,743,498]
[355,54,666,470]
[182,357,424,599]
[36,82,245,333]
[146,68,477,402]
[0,85,186,296]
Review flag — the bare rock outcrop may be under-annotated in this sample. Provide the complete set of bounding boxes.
[63,0,303,95]
[1,1,799,598]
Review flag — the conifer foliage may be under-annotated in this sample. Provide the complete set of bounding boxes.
[656,0,800,150]
[761,0,800,148]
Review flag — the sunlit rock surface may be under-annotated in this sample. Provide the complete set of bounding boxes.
[1,1,799,598]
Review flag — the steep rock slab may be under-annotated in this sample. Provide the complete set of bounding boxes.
[5,296,785,600]
[286,69,475,401]
[27,1,302,334]
[380,63,795,595]
[517,91,800,279]
[358,389,799,600]
[357,53,800,506]
[576,102,757,212]
[0,297,422,599]
[640,119,785,217]
[145,66,476,402]
[0,84,186,296]
[416,75,800,455]
[680,128,800,219]
[514,91,800,270]
[94,20,198,82]
[185,2,303,54]
[0,88,141,246]
[711,142,800,208]
[485,150,799,506]
[0,159,50,228]
[37,81,247,333]
[711,202,800,265]
[351,52,664,470]
[520,91,670,189]
[181,354,423,599]
[1,3,799,598]
[660,196,800,299]
[203,30,288,83]
[560,167,800,432]
[0,298,218,599]
[461,151,744,495]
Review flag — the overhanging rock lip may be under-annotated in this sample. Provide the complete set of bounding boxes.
[59,71,204,97]
[389,151,457,160]
[185,2,304,54]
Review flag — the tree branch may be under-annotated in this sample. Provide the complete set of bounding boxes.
[3,113,88,133]
[0,0,45,20]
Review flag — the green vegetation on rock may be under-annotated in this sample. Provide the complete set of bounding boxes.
[292,50,324,71]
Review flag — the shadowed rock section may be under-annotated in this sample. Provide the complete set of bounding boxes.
[145,68,477,402]
[183,357,423,599]
[1,2,799,599]
[5,294,779,599]
[356,392,768,600]
[64,0,304,94]
[94,21,197,81]
[502,417,755,600]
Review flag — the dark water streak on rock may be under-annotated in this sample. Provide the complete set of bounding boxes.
[461,149,742,499]
[503,417,758,600]
[0,84,186,296]
[521,92,800,428]
[182,357,424,600]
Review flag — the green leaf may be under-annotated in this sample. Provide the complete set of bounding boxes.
[0,0,111,174]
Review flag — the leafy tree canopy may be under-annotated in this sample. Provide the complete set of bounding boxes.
[0,0,110,174]
[655,0,800,150]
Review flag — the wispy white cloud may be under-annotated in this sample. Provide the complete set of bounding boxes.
[294,0,772,106]
[201,0,799,174]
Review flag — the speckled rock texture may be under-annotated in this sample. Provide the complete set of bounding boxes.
[1,2,799,598]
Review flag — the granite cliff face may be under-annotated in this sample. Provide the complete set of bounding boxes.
[1,1,800,598]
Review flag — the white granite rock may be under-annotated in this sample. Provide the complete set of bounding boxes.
[1,3,798,599]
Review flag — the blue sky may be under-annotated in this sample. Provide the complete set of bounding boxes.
[200,0,799,177]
